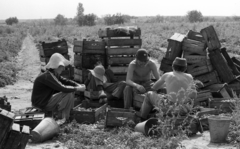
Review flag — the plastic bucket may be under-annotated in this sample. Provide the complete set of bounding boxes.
[208,115,231,143]
[134,118,158,136]
[31,117,60,142]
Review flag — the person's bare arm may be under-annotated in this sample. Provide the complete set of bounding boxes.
[150,61,160,80]
[152,74,166,91]
[126,63,138,87]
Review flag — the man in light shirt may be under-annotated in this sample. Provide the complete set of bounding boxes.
[140,57,197,120]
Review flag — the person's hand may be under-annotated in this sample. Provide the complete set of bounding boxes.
[136,84,146,93]
[76,84,86,92]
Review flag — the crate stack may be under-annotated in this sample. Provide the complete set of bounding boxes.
[39,39,74,80]
[0,108,30,149]
[182,30,219,87]
[160,33,185,73]
[73,39,106,85]
[0,96,11,111]
[98,26,142,81]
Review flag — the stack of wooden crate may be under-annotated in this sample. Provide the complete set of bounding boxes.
[38,39,74,79]
[73,39,106,84]
[98,26,142,81]
[0,108,30,149]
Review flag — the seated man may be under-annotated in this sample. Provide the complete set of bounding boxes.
[140,57,197,120]
[85,64,126,106]
[124,49,160,109]
[31,53,86,124]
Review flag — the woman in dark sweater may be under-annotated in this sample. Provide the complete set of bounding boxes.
[31,53,85,124]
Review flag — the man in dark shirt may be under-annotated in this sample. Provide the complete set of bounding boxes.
[31,53,85,124]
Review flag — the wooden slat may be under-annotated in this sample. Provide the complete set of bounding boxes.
[108,57,134,65]
[106,39,142,47]
[188,65,213,77]
[183,38,206,48]
[187,59,211,70]
[74,68,82,75]
[73,46,83,53]
[186,30,205,42]
[133,94,145,109]
[20,125,30,149]
[109,66,128,74]
[107,47,138,55]
[184,55,207,64]
[183,50,206,56]
[168,33,186,42]
[74,74,82,82]
[83,40,105,52]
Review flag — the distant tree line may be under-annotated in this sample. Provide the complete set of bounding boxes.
[5,17,18,25]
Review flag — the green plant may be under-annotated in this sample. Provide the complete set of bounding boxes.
[186,10,203,23]
[5,17,19,25]
[54,14,68,26]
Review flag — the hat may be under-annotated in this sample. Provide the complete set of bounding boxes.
[45,53,70,69]
[89,65,107,82]
[136,49,149,62]
[173,57,187,67]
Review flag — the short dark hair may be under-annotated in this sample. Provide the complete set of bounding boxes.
[172,64,187,72]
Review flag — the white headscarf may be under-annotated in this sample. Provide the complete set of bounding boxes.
[45,53,70,69]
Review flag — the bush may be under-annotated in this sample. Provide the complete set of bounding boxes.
[5,17,19,25]
[54,14,67,26]
[186,10,203,23]
[103,13,128,25]
[83,13,97,26]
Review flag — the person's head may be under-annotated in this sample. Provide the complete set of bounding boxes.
[136,49,149,66]
[172,57,187,72]
[45,53,70,75]
[89,64,107,82]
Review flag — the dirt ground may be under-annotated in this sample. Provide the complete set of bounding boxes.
[0,35,238,149]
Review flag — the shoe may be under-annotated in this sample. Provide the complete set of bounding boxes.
[56,118,66,125]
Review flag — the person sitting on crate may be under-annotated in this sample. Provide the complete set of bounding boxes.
[31,53,86,125]
[124,48,160,109]
[84,64,126,106]
[140,57,198,121]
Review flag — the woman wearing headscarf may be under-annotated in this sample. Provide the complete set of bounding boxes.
[31,53,85,124]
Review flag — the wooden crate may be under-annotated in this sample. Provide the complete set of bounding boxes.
[74,53,106,69]
[184,55,207,64]
[228,82,240,96]
[209,98,234,113]
[105,39,142,47]
[200,25,221,51]
[42,39,68,57]
[209,49,235,83]
[186,30,205,42]
[14,113,45,130]
[204,84,231,98]
[73,68,89,84]
[98,26,141,38]
[72,103,107,124]
[195,71,220,87]
[107,47,138,55]
[105,107,136,127]
[182,38,206,55]
[221,47,240,75]
[0,108,15,148]
[2,123,30,149]
[187,60,213,77]
[159,57,173,72]
[108,55,135,66]
[83,39,105,54]
[0,104,11,112]
[165,33,185,61]
[133,94,145,109]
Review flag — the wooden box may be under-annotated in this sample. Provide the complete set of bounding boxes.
[107,47,138,55]
[187,62,213,77]
[73,103,107,124]
[209,49,235,83]
[73,68,89,84]
[200,25,221,51]
[184,55,207,64]
[105,107,136,127]
[14,113,45,130]
[0,108,15,148]
[221,47,240,75]
[2,123,30,149]
[160,57,173,72]
[133,94,145,109]
[165,33,185,61]
[74,54,106,69]
[186,30,205,42]
[182,38,206,55]
[209,98,234,113]
[98,26,141,38]
[83,40,105,54]
[195,71,220,87]
[42,39,68,57]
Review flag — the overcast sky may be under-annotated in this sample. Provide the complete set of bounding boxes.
[0,0,240,20]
